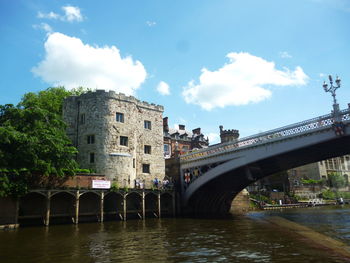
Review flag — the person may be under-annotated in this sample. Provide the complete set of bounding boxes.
[163,179,169,189]
[154,178,159,188]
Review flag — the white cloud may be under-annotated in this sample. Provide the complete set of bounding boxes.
[207,133,220,145]
[37,11,60,20]
[32,23,53,33]
[32,32,147,95]
[156,81,170,95]
[37,6,83,22]
[62,6,83,22]
[146,21,156,27]
[279,51,292,58]
[182,52,308,110]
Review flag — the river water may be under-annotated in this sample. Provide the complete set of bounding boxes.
[1,206,350,263]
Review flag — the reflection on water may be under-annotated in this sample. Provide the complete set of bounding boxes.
[1,206,350,263]
[255,205,350,245]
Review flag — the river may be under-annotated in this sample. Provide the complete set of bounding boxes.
[1,206,350,263]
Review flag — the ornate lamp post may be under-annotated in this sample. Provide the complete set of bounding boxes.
[323,75,341,120]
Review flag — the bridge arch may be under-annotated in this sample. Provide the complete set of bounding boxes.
[79,191,100,222]
[145,192,158,217]
[19,192,46,225]
[181,110,350,215]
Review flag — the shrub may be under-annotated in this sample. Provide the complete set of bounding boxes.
[321,189,336,200]
[110,182,119,192]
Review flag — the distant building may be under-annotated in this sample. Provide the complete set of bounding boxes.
[63,90,165,188]
[288,155,350,189]
[219,125,239,143]
[247,155,350,195]
[163,117,209,158]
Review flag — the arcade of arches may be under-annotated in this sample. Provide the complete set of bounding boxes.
[3,189,175,226]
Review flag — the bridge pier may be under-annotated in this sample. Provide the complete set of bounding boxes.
[44,191,51,226]
[123,194,127,221]
[100,192,104,222]
[157,192,161,219]
[142,191,145,220]
[74,191,79,224]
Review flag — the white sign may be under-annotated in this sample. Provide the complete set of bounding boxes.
[92,180,111,189]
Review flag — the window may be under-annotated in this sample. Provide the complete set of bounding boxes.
[133,158,135,168]
[142,164,150,173]
[164,144,171,156]
[144,120,151,130]
[144,145,151,154]
[116,112,124,123]
[326,159,334,170]
[80,113,85,124]
[341,157,346,170]
[120,136,128,146]
[346,156,350,170]
[89,153,95,163]
[87,135,95,144]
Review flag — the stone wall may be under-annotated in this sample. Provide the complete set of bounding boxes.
[63,90,165,188]
[63,174,106,188]
[230,189,250,214]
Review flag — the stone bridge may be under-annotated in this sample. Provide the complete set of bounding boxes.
[180,108,350,215]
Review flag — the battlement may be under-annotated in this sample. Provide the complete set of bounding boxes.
[219,125,239,136]
[66,90,164,112]
[219,125,239,143]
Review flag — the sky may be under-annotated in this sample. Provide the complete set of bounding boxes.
[1,0,350,144]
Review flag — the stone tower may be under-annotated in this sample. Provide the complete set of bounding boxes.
[63,90,165,188]
[219,125,239,143]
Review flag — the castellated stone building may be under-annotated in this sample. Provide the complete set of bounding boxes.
[63,90,165,188]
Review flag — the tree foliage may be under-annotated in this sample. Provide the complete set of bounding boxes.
[301,179,323,185]
[0,87,86,197]
[328,172,347,189]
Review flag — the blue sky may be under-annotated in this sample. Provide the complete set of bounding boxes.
[1,0,350,144]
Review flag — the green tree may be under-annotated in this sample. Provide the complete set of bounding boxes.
[0,87,87,197]
[19,86,89,115]
[328,172,346,189]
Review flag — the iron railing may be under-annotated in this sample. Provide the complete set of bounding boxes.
[181,108,350,163]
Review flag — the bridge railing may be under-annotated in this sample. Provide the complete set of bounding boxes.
[181,108,350,162]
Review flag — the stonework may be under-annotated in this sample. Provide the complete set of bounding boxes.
[219,125,239,143]
[63,90,165,188]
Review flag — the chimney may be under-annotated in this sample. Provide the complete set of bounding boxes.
[192,128,201,135]
[163,117,169,132]
[179,124,185,130]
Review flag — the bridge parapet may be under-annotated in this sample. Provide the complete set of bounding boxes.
[181,108,350,164]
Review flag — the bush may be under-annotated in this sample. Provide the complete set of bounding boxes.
[321,189,336,200]
[328,172,347,188]
[74,168,92,174]
[110,182,119,192]
[301,179,322,185]
[337,192,350,199]
[250,193,271,204]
